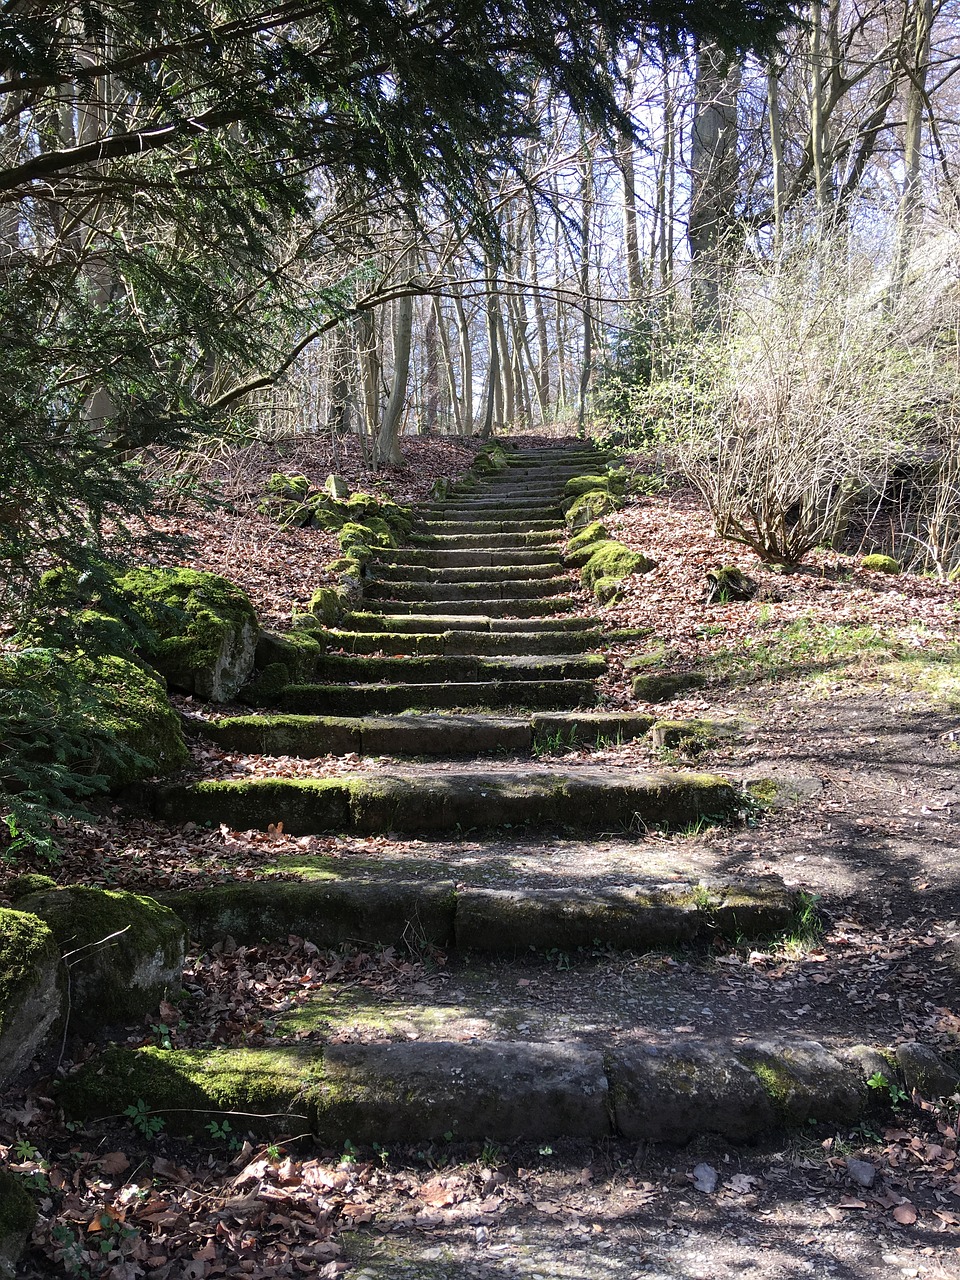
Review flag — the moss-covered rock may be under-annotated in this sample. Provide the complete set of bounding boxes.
[88,656,189,783]
[0,649,188,788]
[237,662,290,707]
[16,887,186,1035]
[650,718,740,756]
[265,473,310,500]
[0,908,61,1085]
[255,630,321,682]
[567,521,608,554]
[118,567,258,702]
[705,566,757,603]
[308,587,342,626]
[581,541,655,599]
[0,1169,36,1280]
[6,874,57,900]
[632,671,707,702]
[563,472,626,499]
[564,489,618,529]
[324,473,349,498]
[861,553,901,574]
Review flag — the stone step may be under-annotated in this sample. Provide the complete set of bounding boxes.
[419,503,563,521]
[201,709,655,756]
[63,1031,887,1144]
[342,613,598,632]
[476,479,576,495]
[385,548,562,569]
[158,870,796,953]
[368,562,563,584]
[310,653,605,684]
[148,765,738,835]
[323,627,601,655]
[277,677,596,714]
[359,596,577,617]
[362,576,571,602]
[411,529,559,546]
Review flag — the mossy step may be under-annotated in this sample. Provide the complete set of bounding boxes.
[362,596,578,617]
[200,709,654,757]
[415,521,562,537]
[277,677,596,714]
[411,531,559,547]
[362,577,571,602]
[368,563,563,583]
[420,505,563,523]
[341,613,597,633]
[147,765,737,835]
[57,1033,900,1144]
[311,654,605,684]
[386,549,561,569]
[158,873,797,951]
[324,627,601,655]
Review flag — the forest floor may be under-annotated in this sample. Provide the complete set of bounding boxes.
[3,432,960,1280]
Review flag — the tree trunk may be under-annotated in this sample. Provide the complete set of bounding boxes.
[375,290,413,466]
[689,41,740,328]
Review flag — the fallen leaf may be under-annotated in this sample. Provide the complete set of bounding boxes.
[893,1202,918,1225]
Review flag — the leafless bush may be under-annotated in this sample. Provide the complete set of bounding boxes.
[655,224,960,565]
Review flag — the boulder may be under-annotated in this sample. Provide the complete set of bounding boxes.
[0,1170,35,1280]
[324,474,350,498]
[16,887,186,1035]
[860,554,901,574]
[0,908,61,1085]
[896,1042,960,1098]
[118,567,258,702]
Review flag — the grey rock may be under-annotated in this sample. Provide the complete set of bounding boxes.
[845,1158,877,1189]
[16,887,186,1034]
[325,474,350,498]
[738,1038,865,1125]
[607,1041,775,1142]
[692,1162,719,1193]
[896,1042,960,1098]
[0,910,61,1086]
[311,1040,610,1144]
[455,885,699,955]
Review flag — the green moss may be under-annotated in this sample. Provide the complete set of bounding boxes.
[117,567,258,701]
[744,777,781,806]
[255,630,321,681]
[308,587,342,625]
[746,1059,794,1112]
[0,1169,36,1239]
[0,649,187,786]
[581,541,655,597]
[0,908,57,1036]
[59,1045,316,1135]
[88,655,189,783]
[705,566,756,603]
[861,554,901,574]
[631,671,707,702]
[563,473,624,499]
[16,887,186,1031]
[238,662,289,707]
[564,490,618,529]
[7,874,57,899]
[305,495,348,531]
[567,521,608,554]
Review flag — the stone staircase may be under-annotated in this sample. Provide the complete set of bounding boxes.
[62,441,926,1158]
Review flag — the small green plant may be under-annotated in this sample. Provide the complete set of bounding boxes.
[14,1138,41,1161]
[479,1140,502,1167]
[267,1144,281,1161]
[150,1021,173,1051]
[206,1118,234,1142]
[341,1138,358,1164]
[538,1144,554,1156]
[544,946,571,971]
[124,1098,164,1139]
[867,1071,910,1107]
[373,1142,390,1165]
